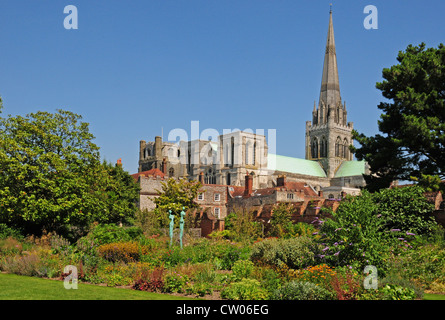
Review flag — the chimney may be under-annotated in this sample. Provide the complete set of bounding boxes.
[277,175,286,187]
[116,158,122,167]
[162,158,167,175]
[199,172,204,184]
[244,171,254,197]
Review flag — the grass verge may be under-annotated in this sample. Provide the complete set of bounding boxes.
[0,273,193,300]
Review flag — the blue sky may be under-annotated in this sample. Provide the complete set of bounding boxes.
[0,0,444,174]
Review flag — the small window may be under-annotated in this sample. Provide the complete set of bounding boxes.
[198,193,204,201]
[214,193,220,201]
[214,207,220,219]
[287,193,294,200]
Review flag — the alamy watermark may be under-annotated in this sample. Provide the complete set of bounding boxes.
[163,121,277,169]
[63,265,78,290]
[363,5,378,30]
[363,265,378,289]
[64,5,78,30]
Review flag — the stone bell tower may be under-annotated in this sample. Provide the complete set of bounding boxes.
[305,9,354,178]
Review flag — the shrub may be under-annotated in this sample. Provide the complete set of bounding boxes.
[0,253,41,277]
[250,236,321,269]
[97,242,148,263]
[252,266,282,297]
[373,186,437,236]
[232,259,254,280]
[164,271,189,293]
[290,264,337,290]
[0,224,23,240]
[318,190,393,273]
[89,224,143,245]
[221,278,268,300]
[381,284,416,300]
[329,268,362,300]
[132,267,165,292]
[270,281,335,300]
[0,237,23,256]
[105,273,133,287]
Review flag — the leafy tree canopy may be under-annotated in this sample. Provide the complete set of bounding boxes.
[0,105,139,238]
[352,43,445,191]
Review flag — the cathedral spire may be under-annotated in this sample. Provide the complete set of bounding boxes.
[319,9,341,108]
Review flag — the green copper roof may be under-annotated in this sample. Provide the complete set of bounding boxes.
[267,154,327,178]
[334,160,366,177]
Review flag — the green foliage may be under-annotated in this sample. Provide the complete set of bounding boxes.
[232,259,254,280]
[134,209,162,236]
[318,190,392,272]
[270,281,335,300]
[269,203,293,237]
[0,109,139,238]
[381,284,416,300]
[352,43,445,191]
[97,242,148,263]
[250,236,322,269]
[225,210,262,242]
[221,278,268,300]
[88,223,143,245]
[164,271,190,293]
[0,224,23,240]
[318,186,437,274]
[154,178,201,225]
[388,242,445,288]
[252,266,282,297]
[374,185,436,235]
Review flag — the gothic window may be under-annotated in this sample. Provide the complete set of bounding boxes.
[231,137,235,167]
[320,136,327,158]
[311,138,319,159]
[227,173,231,186]
[343,138,349,159]
[205,168,216,184]
[169,167,174,177]
[253,142,256,165]
[224,143,230,167]
[335,137,342,157]
[188,149,191,173]
[245,142,250,165]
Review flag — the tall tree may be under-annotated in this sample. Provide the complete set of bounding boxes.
[352,43,445,191]
[0,107,138,237]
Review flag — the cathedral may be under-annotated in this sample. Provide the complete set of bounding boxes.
[137,10,368,200]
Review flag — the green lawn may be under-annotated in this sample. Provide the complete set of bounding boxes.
[423,293,445,300]
[0,273,194,300]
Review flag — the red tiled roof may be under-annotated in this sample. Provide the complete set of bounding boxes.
[227,181,318,198]
[131,168,165,181]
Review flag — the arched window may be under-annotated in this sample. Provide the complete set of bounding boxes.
[227,173,231,186]
[245,141,252,165]
[169,167,174,177]
[231,137,235,167]
[311,138,319,159]
[253,142,256,165]
[335,137,342,157]
[343,138,349,159]
[205,168,216,184]
[320,136,327,158]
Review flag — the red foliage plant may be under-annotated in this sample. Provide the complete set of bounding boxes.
[329,271,361,300]
[132,267,165,292]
